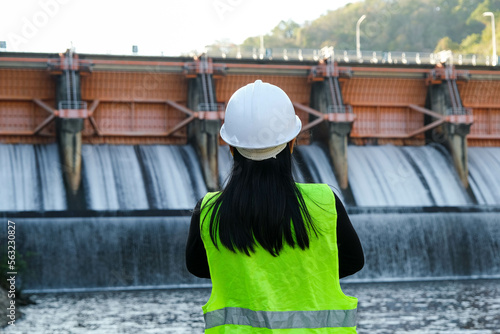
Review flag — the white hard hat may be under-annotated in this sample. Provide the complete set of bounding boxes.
[220,80,301,159]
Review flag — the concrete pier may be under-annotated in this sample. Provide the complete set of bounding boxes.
[187,75,220,192]
[310,79,356,204]
[445,121,472,188]
[55,71,86,210]
[428,82,472,190]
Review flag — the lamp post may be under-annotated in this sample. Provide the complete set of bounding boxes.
[483,12,497,66]
[356,14,367,60]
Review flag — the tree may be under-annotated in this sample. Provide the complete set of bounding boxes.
[212,0,499,56]
[435,37,460,52]
[241,20,301,49]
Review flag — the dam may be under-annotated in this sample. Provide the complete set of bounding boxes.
[0,50,499,293]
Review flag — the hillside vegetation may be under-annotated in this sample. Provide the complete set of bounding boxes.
[238,0,500,55]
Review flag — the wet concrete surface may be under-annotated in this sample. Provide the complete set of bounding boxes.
[4,279,500,333]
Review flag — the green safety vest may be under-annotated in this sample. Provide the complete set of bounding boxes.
[200,183,358,333]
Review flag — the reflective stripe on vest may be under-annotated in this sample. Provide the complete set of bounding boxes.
[205,307,357,330]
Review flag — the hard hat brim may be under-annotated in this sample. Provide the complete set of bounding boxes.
[220,115,302,149]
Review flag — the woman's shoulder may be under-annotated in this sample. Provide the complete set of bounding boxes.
[295,183,336,205]
[201,191,221,207]
[295,182,333,195]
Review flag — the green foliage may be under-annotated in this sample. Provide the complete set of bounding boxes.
[1,251,32,296]
[241,20,301,49]
[435,37,460,52]
[233,0,500,56]
[459,33,482,54]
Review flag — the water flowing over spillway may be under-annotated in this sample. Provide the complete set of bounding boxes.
[220,143,498,207]
[0,143,66,211]
[7,215,205,292]
[351,211,500,281]
[2,143,498,211]
[1,142,500,292]
[468,147,500,205]
[348,144,473,206]
[218,145,232,187]
[82,145,149,210]
[295,144,343,201]
[138,145,208,209]
[82,144,207,210]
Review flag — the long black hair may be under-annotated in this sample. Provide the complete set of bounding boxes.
[202,143,318,256]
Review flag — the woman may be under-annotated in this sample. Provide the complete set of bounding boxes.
[186,80,364,333]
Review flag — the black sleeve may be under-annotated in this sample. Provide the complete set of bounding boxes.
[334,193,365,278]
[185,198,211,279]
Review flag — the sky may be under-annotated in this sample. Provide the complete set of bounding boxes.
[0,0,353,56]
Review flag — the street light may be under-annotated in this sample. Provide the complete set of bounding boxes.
[356,14,367,60]
[483,12,497,66]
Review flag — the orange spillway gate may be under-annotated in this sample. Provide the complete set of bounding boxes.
[458,76,500,147]
[0,67,56,144]
[0,52,499,147]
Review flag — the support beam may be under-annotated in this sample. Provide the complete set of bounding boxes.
[33,98,56,114]
[165,115,196,137]
[34,114,56,135]
[407,119,445,138]
[408,104,445,119]
[166,99,194,116]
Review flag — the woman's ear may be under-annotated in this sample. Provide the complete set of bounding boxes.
[289,138,297,154]
[229,146,234,156]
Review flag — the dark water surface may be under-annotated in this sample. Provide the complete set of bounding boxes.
[4,279,500,333]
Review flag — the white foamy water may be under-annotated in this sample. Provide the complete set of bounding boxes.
[82,145,149,210]
[0,143,66,211]
[468,147,500,205]
[82,144,207,210]
[348,144,474,206]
